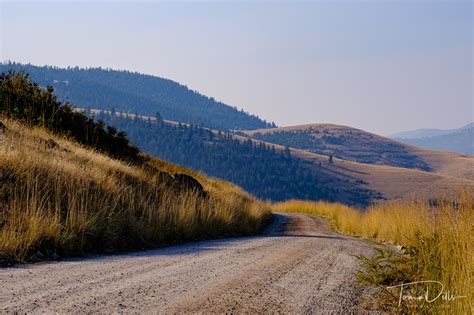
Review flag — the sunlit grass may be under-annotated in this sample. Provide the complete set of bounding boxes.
[273,196,473,313]
[0,118,271,262]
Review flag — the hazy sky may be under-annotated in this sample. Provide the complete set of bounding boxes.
[1,1,472,135]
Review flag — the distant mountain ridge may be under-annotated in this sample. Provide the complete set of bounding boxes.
[390,122,473,139]
[395,128,473,155]
[0,62,275,131]
[391,123,473,155]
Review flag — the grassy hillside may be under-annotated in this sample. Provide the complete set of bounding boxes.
[88,109,374,206]
[0,118,270,263]
[242,124,474,181]
[290,147,474,201]
[0,62,275,131]
[234,129,474,202]
[0,71,271,263]
[243,124,431,170]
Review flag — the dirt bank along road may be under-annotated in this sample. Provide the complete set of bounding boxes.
[1,213,376,313]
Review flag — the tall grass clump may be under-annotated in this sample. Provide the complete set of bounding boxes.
[273,197,473,313]
[0,119,271,263]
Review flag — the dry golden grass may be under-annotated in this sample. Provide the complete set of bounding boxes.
[291,148,474,202]
[273,197,473,313]
[0,118,271,262]
[409,145,474,180]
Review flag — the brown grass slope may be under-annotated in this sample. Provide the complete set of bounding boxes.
[0,118,271,263]
[232,135,473,201]
[242,123,474,181]
[293,149,474,201]
[241,124,474,201]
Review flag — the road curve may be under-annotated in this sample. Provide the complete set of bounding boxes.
[0,213,376,313]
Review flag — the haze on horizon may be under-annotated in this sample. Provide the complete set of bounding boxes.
[1,1,472,135]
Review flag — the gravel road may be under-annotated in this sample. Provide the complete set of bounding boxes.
[0,213,376,313]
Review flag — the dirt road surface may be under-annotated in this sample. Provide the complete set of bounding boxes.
[0,213,376,313]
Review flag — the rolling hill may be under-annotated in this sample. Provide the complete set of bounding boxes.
[289,148,474,201]
[241,124,474,181]
[0,62,275,131]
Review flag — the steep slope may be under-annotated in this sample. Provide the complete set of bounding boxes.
[241,124,474,181]
[0,117,269,265]
[0,72,270,263]
[0,117,270,263]
[0,62,275,131]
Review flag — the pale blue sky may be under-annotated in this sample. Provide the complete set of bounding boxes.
[1,1,472,135]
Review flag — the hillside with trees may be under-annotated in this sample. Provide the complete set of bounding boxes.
[0,62,275,131]
[242,124,432,171]
[0,70,271,263]
[0,71,141,163]
[242,124,474,185]
[91,110,373,206]
[0,68,372,206]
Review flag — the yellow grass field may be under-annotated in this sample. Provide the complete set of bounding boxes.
[273,196,473,313]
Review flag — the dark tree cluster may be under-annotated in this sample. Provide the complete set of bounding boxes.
[92,111,369,204]
[0,71,142,163]
[0,62,276,131]
[252,131,321,151]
